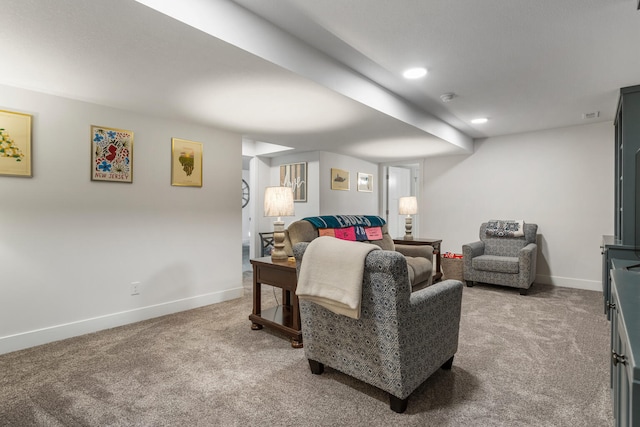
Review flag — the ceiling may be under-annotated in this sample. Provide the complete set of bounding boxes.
[2,0,639,163]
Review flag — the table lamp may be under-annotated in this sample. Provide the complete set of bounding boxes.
[264,186,295,261]
[398,196,418,240]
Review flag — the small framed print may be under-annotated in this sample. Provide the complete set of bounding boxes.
[91,125,133,183]
[0,109,32,177]
[331,168,349,191]
[357,172,373,192]
[171,138,203,187]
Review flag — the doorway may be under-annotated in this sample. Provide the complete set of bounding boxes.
[386,164,420,239]
[242,156,252,272]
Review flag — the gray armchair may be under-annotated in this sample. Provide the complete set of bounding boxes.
[462,222,538,295]
[294,242,463,413]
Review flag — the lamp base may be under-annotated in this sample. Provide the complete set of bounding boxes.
[404,216,413,240]
[271,220,288,261]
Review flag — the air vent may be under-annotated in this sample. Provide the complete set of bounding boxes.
[582,111,600,120]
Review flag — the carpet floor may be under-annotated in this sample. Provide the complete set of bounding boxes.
[0,274,613,426]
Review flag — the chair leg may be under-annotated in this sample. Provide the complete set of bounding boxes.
[519,288,528,296]
[308,359,324,375]
[465,280,474,287]
[389,394,408,413]
[441,356,454,370]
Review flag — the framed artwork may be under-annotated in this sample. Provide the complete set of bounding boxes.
[171,138,203,187]
[0,109,32,177]
[91,125,133,183]
[280,162,307,202]
[357,172,373,192]
[331,168,350,191]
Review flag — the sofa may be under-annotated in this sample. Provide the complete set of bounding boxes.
[283,215,434,289]
[293,240,463,412]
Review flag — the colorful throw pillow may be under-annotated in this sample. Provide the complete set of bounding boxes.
[486,220,525,237]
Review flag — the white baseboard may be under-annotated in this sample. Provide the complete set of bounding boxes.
[0,287,244,356]
[535,274,601,292]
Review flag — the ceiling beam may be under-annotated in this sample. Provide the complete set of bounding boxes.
[134,0,473,153]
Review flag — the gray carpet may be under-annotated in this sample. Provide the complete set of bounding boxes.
[0,274,613,426]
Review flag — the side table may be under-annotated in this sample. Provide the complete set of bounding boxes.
[393,238,442,282]
[249,256,302,348]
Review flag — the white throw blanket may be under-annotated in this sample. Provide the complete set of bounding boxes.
[296,236,379,319]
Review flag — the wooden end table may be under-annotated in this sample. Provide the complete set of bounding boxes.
[249,256,302,348]
[393,238,443,282]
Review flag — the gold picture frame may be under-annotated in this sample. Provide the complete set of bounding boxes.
[331,168,350,191]
[357,172,373,192]
[91,125,134,183]
[171,138,203,187]
[0,109,32,177]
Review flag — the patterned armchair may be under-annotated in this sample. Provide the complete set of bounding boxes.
[293,242,463,413]
[462,222,538,295]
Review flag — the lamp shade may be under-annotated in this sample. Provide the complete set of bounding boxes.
[264,186,295,217]
[398,196,418,215]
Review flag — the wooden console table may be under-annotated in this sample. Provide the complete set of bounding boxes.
[393,238,443,282]
[249,256,302,348]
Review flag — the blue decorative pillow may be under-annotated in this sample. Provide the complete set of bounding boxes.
[486,220,525,237]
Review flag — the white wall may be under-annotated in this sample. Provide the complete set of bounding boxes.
[421,121,614,290]
[0,85,243,354]
[319,151,378,215]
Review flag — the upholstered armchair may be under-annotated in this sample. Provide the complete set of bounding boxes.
[293,241,463,413]
[462,221,538,295]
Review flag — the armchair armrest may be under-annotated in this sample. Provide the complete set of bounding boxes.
[462,240,484,272]
[409,279,462,312]
[405,279,463,364]
[395,244,433,261]
[462,240,484,258]
[519,242,537,256]
[519,242,538,281]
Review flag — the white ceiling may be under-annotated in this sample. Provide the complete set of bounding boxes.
[2,0,639,163]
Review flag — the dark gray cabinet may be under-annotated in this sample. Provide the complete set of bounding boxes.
[615,85,640,246]
[610,260,640,426]
[604,85,640,426]
[604,86,640,316]
[602,236,637,318]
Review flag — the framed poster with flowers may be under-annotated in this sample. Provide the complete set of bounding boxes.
[91,125,133,183]
[0,109,32,177]
[171,138,202,187]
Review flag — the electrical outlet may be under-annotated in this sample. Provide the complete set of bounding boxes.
[130,281,141,296]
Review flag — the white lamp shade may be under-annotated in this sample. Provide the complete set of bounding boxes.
[264,186,295,217]
[398,196,418,215]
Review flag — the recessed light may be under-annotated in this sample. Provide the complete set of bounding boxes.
[471,118,488,124]
[402,67,427,79]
